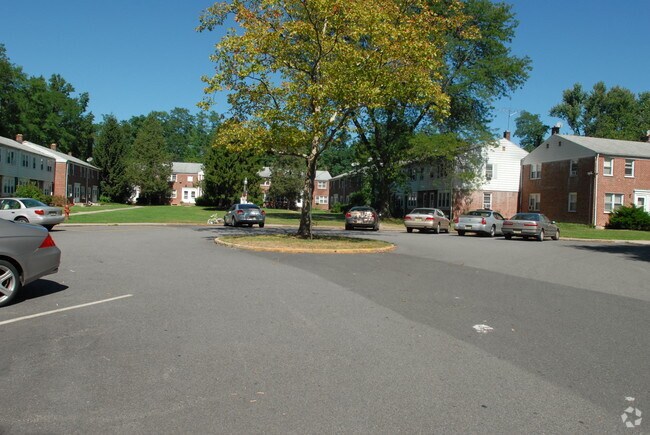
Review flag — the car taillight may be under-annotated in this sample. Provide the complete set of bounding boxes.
[404,215,412,220]
[39,234,57,248]
[481,217,486,225]
[345,212,351,218]
[524,222,538,227]
[371,213,377,219]
[236,210,244,214]
[34,209,45,215]
[503,221,512,226]
[425,217,434,221]
[453,217,459,223]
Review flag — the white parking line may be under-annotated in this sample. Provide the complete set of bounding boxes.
[0,294,132,326]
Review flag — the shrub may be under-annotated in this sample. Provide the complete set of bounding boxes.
[607,205,650,231]
[99,195,112,204]
[49,196,69,207]
[329,202,348,214]
[15,184,49,203]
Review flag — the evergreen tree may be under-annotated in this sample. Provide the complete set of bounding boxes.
[127,115,172,205]
[94,115,132,202]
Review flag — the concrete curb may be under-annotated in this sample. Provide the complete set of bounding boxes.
[214,236,396,254]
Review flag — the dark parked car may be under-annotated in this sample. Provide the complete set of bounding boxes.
[502,213,560,241]
[0,197,64,231]
[345,206,379,231]
[224,203,266,227]
[454,209,505,237]
[0,219,61,307]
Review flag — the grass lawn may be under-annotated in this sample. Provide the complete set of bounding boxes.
[63,204,650,240]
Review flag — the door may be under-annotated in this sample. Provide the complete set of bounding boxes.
[634,190,650,212]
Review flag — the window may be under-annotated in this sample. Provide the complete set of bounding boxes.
[171,191,177,199]
[316,195,328,205]
[33,157,36,169]
[6,151,14,164]
[408,194,417,207]
[625,159,634,177]
[317,181,327,189]
[183,191,189,200]
[530,163,541,179]
[22,154,29,167]
[483,192,492,210]
[437,191,450,209]
[169,174,177,182]
[604,193,624,213]
[528,193,540,211]
[568,192,577,212]
[569,160,578,176]
[603,157,613,176]
[188,176,194,182]
[485,164,493,181]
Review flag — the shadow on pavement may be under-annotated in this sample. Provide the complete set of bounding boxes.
[14,279,69,303]
[570,243,650,262]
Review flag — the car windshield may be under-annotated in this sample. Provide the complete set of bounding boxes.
[20,199,47,208]
[512,213,539,221]
[467,211,491,217]
[410,209,434,215]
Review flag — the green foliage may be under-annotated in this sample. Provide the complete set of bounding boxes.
[606,205,650,231]
[94,114,132,203]
[0,45,94,158]
[127,115,172,205]
[200,140,263,208]
[514,111,548,151]
[266,156,303,209]
[551,82,650,141]
[15,184,50,204]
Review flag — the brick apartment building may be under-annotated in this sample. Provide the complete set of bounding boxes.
[521,130,650,227]
[169,162,203,205]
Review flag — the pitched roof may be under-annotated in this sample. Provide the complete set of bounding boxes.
[172,162,203,174]
[315,170,331,181]
[20,141,99,169]
[0,136,52,158]
[558,135,650,158]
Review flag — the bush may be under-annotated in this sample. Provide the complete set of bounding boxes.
[607,205,650,231]
[49,196,69,207]
[15,184,49,203]
[329,202,348,214]
[99,195,112,204]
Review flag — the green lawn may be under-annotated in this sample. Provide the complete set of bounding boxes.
[64,204,650,240]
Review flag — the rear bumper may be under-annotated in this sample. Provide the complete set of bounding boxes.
[22,247,61,286]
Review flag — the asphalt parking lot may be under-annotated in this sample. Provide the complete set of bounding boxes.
[1,225,648,433]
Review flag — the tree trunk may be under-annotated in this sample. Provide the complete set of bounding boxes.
[297,151,318,239]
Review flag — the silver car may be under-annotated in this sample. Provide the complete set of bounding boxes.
[0,219,62,307]
[224,203,266,227]
[0,198,64,231]
[502,213,560,241]
[345,206,380,231]
[404,208,450,233]
[455,209,506,237]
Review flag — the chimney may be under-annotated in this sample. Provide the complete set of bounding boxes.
[68,152,73,156]
[50,143,57,151]
[642,130,650,142]
[15,134,23,143]
[551,122,562,135]
[503,131,511,140]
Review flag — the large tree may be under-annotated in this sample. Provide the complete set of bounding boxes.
[514,110,548,151]
[550,82,650,141]
[94,114,132,203]
[199,0,464,237]
[352,0,531,216]
[127,115,172,205]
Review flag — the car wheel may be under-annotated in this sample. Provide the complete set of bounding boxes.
[504,234,512,240]
[457,230,465,236]
[0,260,21,308]
[373,223,379,231]
[259,222,265,228]
[345,224,352,231]
[406,227,413,233]
[537,230,545,242]
[14,217,29,224]
[552,229,560,240]
[434,223,440,234]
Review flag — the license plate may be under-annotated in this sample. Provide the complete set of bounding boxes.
[513,229,521,233]
[415,217,422,221]
[465,225,472,229]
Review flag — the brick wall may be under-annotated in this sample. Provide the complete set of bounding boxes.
[596,156,650,227]
[462,190,520,219]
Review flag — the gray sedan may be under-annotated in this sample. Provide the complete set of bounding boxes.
[0,219,62,307]
[403,208,450,233]
[455,209,506,237]
[502,213,560,241]
[0,198,64,230]
[224,203,266,227]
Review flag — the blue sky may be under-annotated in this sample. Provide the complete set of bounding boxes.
[2,0,649,143]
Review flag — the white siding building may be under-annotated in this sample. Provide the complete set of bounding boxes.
[0,135,56,197]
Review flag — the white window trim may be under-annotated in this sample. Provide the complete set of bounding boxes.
[483,192,492,210]
[530,163,541,180]
[625,159,635,178]
[569,160,578,177]
[603,157,613,177]
[529,193,540,211]
[604,193,624,213]
[568,192,577,212]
